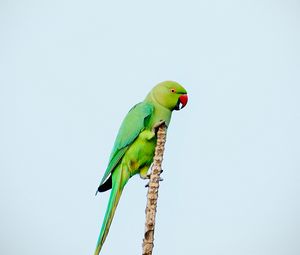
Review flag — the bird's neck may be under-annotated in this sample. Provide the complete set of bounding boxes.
[144,91,172,128]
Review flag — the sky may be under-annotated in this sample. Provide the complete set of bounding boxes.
[1,0,300,254]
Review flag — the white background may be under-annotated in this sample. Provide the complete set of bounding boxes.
[1,0,299,254]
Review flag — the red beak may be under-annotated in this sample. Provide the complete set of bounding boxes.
[179,94,188,109]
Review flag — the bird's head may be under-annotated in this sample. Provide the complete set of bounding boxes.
[151,81,188,111]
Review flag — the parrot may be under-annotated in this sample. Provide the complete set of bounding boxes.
[94,80,188,255]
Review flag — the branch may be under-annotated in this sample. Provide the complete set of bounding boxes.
[142,124,167,255]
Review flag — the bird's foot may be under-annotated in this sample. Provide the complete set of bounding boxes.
[145,176,164,188]
[140,174,150,180]
[144,174,151,187]
[152,120,166,133]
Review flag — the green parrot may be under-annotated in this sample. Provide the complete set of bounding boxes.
[94,81,188,255]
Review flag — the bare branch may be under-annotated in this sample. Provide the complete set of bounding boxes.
[142,124,167,255]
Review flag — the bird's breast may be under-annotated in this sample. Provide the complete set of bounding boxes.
[122,130,156,176]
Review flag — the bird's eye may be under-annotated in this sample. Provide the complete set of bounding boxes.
[171,88,176,93]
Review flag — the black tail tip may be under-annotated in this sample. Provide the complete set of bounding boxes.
[95,175,112,195]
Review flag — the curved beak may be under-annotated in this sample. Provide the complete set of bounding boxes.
[175,94,188,110]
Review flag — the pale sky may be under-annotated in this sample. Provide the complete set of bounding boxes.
[1,0,300,254]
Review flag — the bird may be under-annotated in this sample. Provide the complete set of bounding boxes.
[94,81,188,255]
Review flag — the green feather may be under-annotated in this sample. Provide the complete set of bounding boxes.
[98,102,153,187]
[94,164,129,255]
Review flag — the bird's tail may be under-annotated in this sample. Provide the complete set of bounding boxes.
[94,166,128,255]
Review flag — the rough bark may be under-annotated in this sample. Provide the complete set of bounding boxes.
[142,124,167,255]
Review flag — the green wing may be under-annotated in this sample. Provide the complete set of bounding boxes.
[99,102,154,186]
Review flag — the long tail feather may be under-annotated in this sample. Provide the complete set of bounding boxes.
[94,166,127,255]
